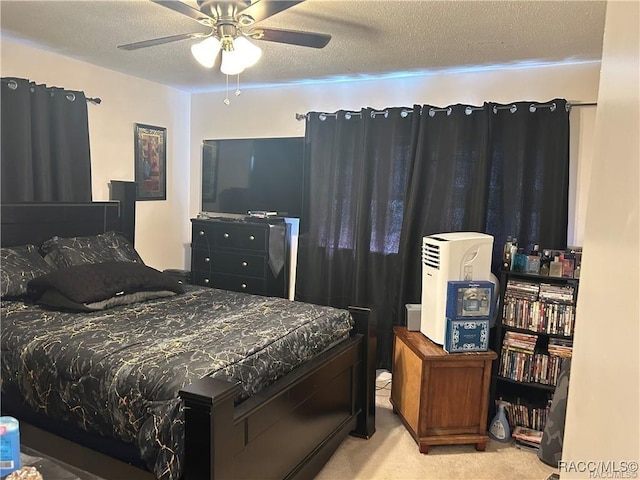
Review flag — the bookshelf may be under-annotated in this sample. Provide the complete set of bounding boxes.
[490,270,579,444]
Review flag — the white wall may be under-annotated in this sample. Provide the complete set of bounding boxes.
[562,0,640,476]
[190,62,601,246]
[0,38,191,270]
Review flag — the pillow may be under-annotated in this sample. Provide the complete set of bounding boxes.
[40,231,144,268]
[37,288,179,312]
[27,261,185,312]
[1,244,55,298]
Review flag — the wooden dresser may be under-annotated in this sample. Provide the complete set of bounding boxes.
[191,218,290,298]
[390,327,497,453]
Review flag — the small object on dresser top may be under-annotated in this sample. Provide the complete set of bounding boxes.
[6,466,43,480]
[248,210,278,217]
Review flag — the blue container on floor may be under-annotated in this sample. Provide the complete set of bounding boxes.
[488,402,511,443]
[0,416,21,477]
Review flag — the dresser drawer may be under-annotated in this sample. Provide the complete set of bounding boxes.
[213,273,266,295]
[192,271,266,295]
[192,250,266,277]
[192,222,267,252]
[213,224,267,252]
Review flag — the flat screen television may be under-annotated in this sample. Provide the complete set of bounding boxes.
[201,137,305,218]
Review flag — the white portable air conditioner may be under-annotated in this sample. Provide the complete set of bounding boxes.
[420,232,494,345]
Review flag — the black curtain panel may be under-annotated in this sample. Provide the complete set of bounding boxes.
[396,104,493,321]
[1,77,92,202]
[298,99,570,370]
[486,100,570,263]
[298,110,365,307]
[298,107,415,368]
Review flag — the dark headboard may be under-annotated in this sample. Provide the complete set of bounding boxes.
[1,202,123,248]
[1,181,137,248]
[108,180,136,245]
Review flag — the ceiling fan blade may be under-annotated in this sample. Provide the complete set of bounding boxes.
[118,32,203,51]
[151,0,214,22]
[239,1,305,24]
[254,27,331,48]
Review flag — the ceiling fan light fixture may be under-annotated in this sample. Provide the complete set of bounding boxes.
[233,36,262,68]
[220,48,246,75]
[191,36,221,68]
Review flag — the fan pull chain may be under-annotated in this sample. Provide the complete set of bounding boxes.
[224,75,230,105]
[235,75,241,97]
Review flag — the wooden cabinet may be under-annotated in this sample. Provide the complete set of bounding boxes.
[191,218,290,298]
[390,327,497,453]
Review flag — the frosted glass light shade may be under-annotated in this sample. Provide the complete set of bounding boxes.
[191,36,221,68]
[221,49,246,75]
[233,36,262,68]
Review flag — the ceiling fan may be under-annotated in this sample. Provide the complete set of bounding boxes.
[118,0,331,75]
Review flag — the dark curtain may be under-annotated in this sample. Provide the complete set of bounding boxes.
[297,109,414,348]
[1,77,92,202]
[297,99,570,370]
[396,104,493,314]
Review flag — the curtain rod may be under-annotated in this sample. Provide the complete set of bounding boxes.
[568,102,597,107]
[296,101,598,120]
[2,78,101,104]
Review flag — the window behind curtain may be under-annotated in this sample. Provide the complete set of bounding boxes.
[298,100,570,369]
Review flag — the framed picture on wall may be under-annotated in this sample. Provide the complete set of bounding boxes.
[134,123,166,200]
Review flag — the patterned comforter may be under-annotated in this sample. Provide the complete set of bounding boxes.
[0,286,353,479]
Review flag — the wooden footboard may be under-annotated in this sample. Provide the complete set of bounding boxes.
[179,306,376,480]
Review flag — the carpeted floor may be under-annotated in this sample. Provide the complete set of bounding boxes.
[315,371,558,480]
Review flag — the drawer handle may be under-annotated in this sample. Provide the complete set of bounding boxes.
[204,257,210,263]
[204,278,210,284]
[241,261,248,267]
[199,230,205,236]
[224,233,229,239]
[241,283,247,289]
[249,235,255,241]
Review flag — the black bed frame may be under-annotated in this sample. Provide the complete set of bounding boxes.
[0,199,376,480]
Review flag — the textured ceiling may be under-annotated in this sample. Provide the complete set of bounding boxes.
[0,0,607,93]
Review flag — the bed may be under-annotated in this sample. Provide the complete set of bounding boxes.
[0,201,376,480]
